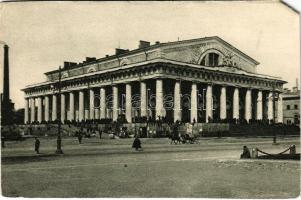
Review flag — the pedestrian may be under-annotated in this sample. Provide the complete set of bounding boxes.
[99,130,102,139]
[132,135,142,151]
[77,131,83,144]
[240,145,251,159]
[34,137,40,154]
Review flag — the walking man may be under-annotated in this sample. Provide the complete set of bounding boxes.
[77,131,83,144]
[132,135,142,151]
[34,137,40,154]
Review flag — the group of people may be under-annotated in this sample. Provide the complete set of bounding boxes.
[30,132,251,159]
[169,121,196,144]
[75,128,103,144]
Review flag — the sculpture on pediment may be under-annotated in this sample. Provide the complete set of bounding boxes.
[120,58,130,66]
[191,47,203,64]
[222,53,235,67]
[87,66,97,73]
[61,72,69,79]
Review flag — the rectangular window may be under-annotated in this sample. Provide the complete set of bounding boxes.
[294,105,298,109]
[287,105,290,110]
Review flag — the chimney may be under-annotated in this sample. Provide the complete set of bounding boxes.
[69,62,77,67]
[85,57,96,62]
[296,78,299,90]
[139,40,150,49]
[3,45,9,103]
[64,62,70,69]
[63,61,77,69]
[115,48,129,56]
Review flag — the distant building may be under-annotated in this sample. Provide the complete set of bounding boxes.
[282,82,300,126]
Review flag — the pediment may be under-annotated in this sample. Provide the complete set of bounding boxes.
[161,36,259,73]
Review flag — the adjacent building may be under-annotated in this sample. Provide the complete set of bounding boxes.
[22,36,286,124]
[282,84,300,126]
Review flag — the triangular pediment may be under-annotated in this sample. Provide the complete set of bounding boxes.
[159,36,259,73]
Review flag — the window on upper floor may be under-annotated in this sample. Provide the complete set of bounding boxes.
[294,114,300,125]
[294,104,298,109]
[200,53,219,67]
[287,105,290,110]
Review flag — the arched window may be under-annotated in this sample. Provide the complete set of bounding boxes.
[200,53,220,67]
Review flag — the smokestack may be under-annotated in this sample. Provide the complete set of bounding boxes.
[3,45,9,103]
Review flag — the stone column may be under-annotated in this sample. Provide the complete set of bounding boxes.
[95,109,99,119]
[61,93,66,123]
[245,89,252,122]
[69,92,75,121]
[37,97,42,123]
[112,85,119,121]
[100,87,106,119]
[79,91,84,121]
[233,87,239,119]
[126,83,132,123]
[44,96,49,122]
[174,80,181,122]
[30,98,35,123]
[206,84,213,122]
[89,89,95,120]
[277,93,283,123]
[267,91,273,121]
[140,81,147,117]
[52,95,57,121]
[256,90,263,120]
[220,86,226,120]
[191,82,198,123]
[156,79,163,120]
[24,98,29,124]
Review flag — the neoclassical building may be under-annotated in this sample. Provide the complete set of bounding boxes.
[22,36,286,124]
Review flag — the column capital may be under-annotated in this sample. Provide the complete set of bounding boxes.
[233,85,242,89]
[242,87,253,91]
[191,80,199,85]
[219,84,228,88]
[124,81,132,85]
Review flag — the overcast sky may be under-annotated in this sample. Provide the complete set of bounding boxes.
[0,1,300,109]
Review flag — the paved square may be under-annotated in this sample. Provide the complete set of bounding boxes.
[2,137,300,198]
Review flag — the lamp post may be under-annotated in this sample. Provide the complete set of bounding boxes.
[272,82,279,145]
[56,66,63,154]
[147,88,151,120]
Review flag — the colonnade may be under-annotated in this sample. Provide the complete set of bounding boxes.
[24,79,283,124]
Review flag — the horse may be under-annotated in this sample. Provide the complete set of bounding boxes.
[170,132,181,144]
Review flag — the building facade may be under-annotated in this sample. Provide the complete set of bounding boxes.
[22,36,286,124]
[282,86,300,126]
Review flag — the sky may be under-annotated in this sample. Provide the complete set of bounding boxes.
[0,1,300,109]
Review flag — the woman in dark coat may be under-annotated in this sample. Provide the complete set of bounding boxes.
[132,136,142,151]
[35,137,40,154]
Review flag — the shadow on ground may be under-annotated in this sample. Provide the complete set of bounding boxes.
[257,153,300,160]
[1,154,60,165]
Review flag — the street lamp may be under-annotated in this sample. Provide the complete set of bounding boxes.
[146,88,151,119]
[272,82,279,145]
[56,66,63,154]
